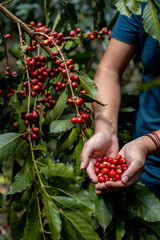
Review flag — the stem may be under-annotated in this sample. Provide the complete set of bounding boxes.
[36,187,46,240]
[2,0,13,6]
[17,22,31,113]
[35,32,80,117]
[17,22,31,143]
[0,4,54,58]
[0,22,9,68]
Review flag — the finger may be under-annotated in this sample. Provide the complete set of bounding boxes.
[95,180,125,192]
[80,141,94,169]
[121,161,144,185]
[86,160,98,184]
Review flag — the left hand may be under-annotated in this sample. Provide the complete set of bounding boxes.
[94,136,150,194]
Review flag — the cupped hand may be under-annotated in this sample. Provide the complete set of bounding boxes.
[80,130,119,184]
[94,136,149,194]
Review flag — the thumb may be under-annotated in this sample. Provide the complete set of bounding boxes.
[118,148,139,185]
[121,160,140,185]
[80,142,94,169]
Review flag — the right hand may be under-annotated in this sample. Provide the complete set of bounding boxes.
[80,130,119,184]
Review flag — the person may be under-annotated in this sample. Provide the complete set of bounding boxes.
[80,2,160,198]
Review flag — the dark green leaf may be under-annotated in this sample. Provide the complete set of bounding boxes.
[57,127,80,154]
[94,0,106,30]
[71,137,84,176]
[22,194,41,240]
[8,170,33,194]
[116,217,125,240]
[44,0,50,27]
[128,184,160,222]
[137,218,160,240]
[62,2,77,29]
[50,118,73,133]
[82,93,106,106]
[95,196,112,231]
[42,193,62,240]
[51,13,66,32]
[79,72,97,98]
[38,157,76,181]
[53,195,93,222]
[143,1,160,43]
[9,47,21,59]
[115,0,131,17]
[126,0,141,15]
[62,211,101,240]
[53,184,95,211]
[46,90,68,121]
[0,133,20,164]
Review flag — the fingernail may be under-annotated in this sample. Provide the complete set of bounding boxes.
[122,176,129,184]
[80,162,84,169]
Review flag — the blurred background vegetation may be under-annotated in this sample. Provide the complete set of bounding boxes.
[0,0,142,95]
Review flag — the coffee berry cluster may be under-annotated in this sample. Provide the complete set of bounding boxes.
[94,154,128,182]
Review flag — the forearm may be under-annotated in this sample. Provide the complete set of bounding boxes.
[93,66,121,134]
[92,38,136,135]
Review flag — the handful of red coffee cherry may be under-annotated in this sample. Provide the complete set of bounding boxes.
[94,154,128,183]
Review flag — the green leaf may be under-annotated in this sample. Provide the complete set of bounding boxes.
[120,107,135,113]
[115,0,131,17]
[53,184,95,211]
[53,196,93,223]
[9,47,21,59]
[22,195,41,240]
[0,133,20,164]
[51,13,66,32]
[116,218,125,240]
[57,127,80,154]
[65,41,74,50]
[44,0,50,27]
[137,228,157,240]
[95,196,112,231]
[38,158,76,182]
[143,0,160,43]
[46,90,68,121]
[50,118,73,133]
[42,193,62,240]
[94,0,106,30]
[129,184,160,222]
[79,72,97,98]
[8,170,33,194]
[71,137,84,176]
[137,219,160,240]
[62,2,77,29]
[62,211,101,240]
[126,0,141,15]
[82,93,106,106]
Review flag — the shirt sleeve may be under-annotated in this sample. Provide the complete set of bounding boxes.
[111,13,141,45]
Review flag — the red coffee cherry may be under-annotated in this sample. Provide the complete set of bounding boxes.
[71,118,77,124]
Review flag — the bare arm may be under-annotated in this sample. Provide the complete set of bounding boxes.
[93,37,137,134]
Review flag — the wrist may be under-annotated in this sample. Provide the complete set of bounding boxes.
[141,135,157,155]
[94,114,118,134]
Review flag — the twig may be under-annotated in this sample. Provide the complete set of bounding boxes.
[2,0,13,6]
[17,22,31,114]
[0,4,54,59]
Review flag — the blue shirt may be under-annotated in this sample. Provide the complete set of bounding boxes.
[111,2,160,197]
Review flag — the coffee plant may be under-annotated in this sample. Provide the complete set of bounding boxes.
[0,1,160,240]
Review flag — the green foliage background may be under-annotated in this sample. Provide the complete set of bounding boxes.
[0,1,160,240]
